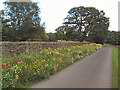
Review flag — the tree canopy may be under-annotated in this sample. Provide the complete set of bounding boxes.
[1,1,48,41]
[58,6,110,43]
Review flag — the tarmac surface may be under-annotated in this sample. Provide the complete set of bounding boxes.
[29,46,112,88]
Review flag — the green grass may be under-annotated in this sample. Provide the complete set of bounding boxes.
[111,47,119,88]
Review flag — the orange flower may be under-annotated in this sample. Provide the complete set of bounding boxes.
[60,59,62,61]
[52,50,53,52]
[13,85,15,87]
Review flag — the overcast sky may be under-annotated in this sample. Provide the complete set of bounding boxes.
[0,0,119,33]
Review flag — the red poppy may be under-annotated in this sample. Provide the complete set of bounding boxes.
[52,50,53,52]
[64,65,66,67]
[10,62,13,64]
[65,57,67,59]
[58,55,61,57]
[44,61,46,63]
[58,62,61,65]
[2,64,5,68]
[55,64,57,66]
[63,57,65,59]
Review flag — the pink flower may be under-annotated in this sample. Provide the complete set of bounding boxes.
[7,64,10,66]
[18,61,24,64]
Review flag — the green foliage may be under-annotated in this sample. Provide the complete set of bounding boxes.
[1,1,47,41]
[2,43,103,88]
[54,6,109,43]
[47,32,57,41]
[106,31,120,45]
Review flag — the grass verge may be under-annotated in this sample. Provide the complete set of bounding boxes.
[111,47,119,88]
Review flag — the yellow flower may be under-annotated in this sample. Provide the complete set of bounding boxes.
[1,69,3,71]
[68,49,70,52]
[25,66,27,68]
[35,65,37,67]
[47,64,48,66]
[6,74,8,76]
[26,49,29,52]
[34,66,36,68]
[16,65,17,67]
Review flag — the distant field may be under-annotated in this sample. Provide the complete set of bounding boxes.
[111,47,119,88]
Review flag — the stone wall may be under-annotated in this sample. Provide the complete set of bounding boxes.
[1,41,90,57]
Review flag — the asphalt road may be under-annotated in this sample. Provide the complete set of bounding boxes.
[29,46,112,88]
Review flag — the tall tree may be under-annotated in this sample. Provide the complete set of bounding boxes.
[63,6,109,43]
[55,25,80,41]
[2,1,47,41]
[47,32,56,41]
[106,31,120,45]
